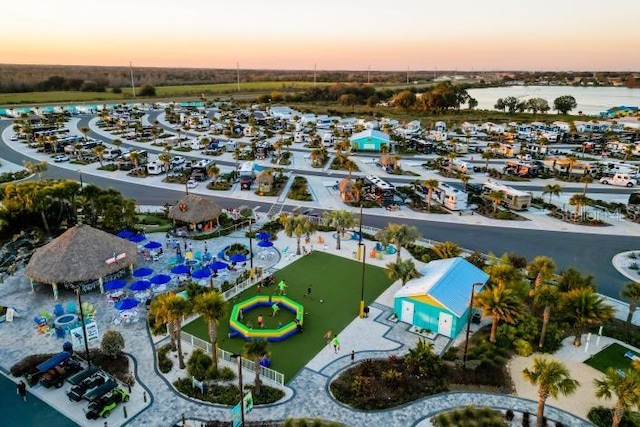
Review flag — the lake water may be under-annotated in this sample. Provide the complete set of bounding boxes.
[467,85,640,116]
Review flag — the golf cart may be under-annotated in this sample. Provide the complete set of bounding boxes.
[85,387,129,419]
[67,370,108,402]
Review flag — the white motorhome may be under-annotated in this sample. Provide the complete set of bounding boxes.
[146,161,166,175]
[481,180,532,210]
[322,132,334,146]
[417,182,468,211]
[449,158,473,174]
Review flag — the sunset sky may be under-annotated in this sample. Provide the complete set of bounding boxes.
[3,0,640,71]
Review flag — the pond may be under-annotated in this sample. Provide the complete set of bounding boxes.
[467,85,640,116]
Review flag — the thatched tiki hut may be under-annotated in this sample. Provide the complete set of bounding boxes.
[255,169,274,194]
[168,194,222,234]
[24,224,138,300]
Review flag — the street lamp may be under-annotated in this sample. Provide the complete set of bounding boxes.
[358,203,368,318]
[231,353,245,427]
[75,286,91,365]
[462,282,484,369]
[77,169,84,188]
[248,218,254,277]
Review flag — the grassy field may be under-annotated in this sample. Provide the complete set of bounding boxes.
[0,81,330,106]
[182,251,393,382]
[584,343,638,373]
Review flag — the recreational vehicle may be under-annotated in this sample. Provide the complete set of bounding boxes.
[417,182,468,211]
[503,160,541,178]
[481,180,532,211]
[448,158,473,174]
[239,162,256,190]
[146,161,165,175]
[362,175,396,207]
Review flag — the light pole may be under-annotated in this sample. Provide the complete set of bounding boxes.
[76,286,91,365]
[77,169,83,188]
[462,282,484,369]
[231,353,245,427]
[248,218,254,277]
[358,204,366,318]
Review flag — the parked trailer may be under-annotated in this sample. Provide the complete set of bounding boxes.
[416,182,468,211]
[481,180,532,211]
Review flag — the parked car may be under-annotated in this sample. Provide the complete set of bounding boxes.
[600,173,637,187]
[85,388,129,419]
[186,179,198,189]
[53,154,70,162]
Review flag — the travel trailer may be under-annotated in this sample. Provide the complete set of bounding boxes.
[416,182,468,211]
[146,161,166,175]
[239,162,256,190]
[362,175,396,207]
[481,180,532,211]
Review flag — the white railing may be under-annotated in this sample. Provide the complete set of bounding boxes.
[179,330,285,385]
[223,275,260,300]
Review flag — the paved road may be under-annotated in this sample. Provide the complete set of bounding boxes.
[0,119,636,298]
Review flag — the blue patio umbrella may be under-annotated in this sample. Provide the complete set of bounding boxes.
[132,267,154,278]
[130,280,151,291]
[209,261,228,271]
[144,241,162,249]
[114,298,139,311]
[117,230,134,239]
[256,232,271,240]
[170,264,190,275]
[103,279,127,291]
[191,268,212,279]
[230,253,247,263]
[150,274,172,285]
[258,240,274,248]
[129,234,146,243]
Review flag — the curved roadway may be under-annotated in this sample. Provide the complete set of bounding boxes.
[0,117,637,299]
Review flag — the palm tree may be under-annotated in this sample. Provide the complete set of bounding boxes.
[527,256,556,289]
[150,293,192,368]
[244,339,269,395]
[459,174,471,187]
[623,144,635,162]
[481,150,493,171]
[129,151,141,170]
[568,193,589,222]
[23,160,48,179]
[422,179,439,210]
[621,281,640,327]
[533,284,559,348]
[543,184,562,205]
[80,126,90,141]
[158,153,172,175]
[375,223,421,263]
[594,368,640,427]
[280,214,316,255]
[207,164,220,182]
[446,152,457,175]
[565,155,578,176]
[322,210,357,250]
[385,259,420,285]
[522,357,579,427]
[474,283,523,343]
[431,241,462,259]
[488,190,505,214]
[93,145,106,167]
[193,291,227,370]
[580,175,594,197]
[561,287,614,346]
[112,138,123,151]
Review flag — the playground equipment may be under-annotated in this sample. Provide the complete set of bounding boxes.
[229,295,304,342]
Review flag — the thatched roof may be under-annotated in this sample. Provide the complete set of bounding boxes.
[168,194,222,224]
[24,224,138,284]
[338,177,353,193]
[255,170,274,185]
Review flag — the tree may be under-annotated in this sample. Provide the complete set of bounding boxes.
[580,175,593,197]
[481,151,493,171]
[527,256,556,289]
[474,283,523,343]
[101,329,125,358]
[488,190,505,213]
[385,259,420,285]
[561,287,614,346]
[494,98,506,112]
[280,214,316,255]
[503,96,519,114]
[23,160,48,179]
[391,90,416,110]
[522,357,579,427]
[207,164,220,181]
[565,155,578,176]
[193,291,227,370]
[149,292,192,368]
[533,284,559,349]
[323,210,357,250]
[593,368,640,427]
[467,97,478,110]
[553,95,577,114]
[244,339,269,395]
[621,282,640,327]
[139,85,156,97]
[93,145,106,167]
[568,193,589,222]
[158,152,171,175]
[80,127,90,141]
[543,184,562,204]
[422,179,439,210]
[375,223,421,263]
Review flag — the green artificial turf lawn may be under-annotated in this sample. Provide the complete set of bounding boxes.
[584,343,638,373]
[182,251,393,382]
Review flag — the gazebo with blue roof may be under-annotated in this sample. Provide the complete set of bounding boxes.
[393,257,489,339]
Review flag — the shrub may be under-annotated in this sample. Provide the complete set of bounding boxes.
[187,349,212,381]
[10,353,54,377]
[514,339,533,357]
[101,329,125,358]
[157,343,174,373]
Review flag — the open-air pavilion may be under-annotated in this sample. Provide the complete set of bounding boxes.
[167,194,222,235]
[24,224,138,299]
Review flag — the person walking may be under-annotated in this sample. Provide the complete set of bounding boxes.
[271,303,280,317]
[351,350,355,363]
[257,314,264,328]
[16,380,26,403]
[332,335,340,354]
[278,280,287,295]
[304,284,313,299]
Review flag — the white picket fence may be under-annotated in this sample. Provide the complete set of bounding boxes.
[179,330,285,385]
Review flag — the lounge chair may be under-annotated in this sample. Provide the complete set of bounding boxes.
[66,302,77,314]
[53,304,65,317]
